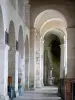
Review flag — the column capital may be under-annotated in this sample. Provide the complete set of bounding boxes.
[60,43,65,48]
[25,2,31,8]
[30,27,38,33]
[40,37,44,43]
[16,51,19,56]
[30,27,35,32]
[9,46,16,54]
[24,0,29,4]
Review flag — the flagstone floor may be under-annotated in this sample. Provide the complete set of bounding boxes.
[14,86,62,100]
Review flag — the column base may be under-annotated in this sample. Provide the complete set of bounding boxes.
[58,78,65,99]
[0,95,9,100]
[36,81,42,88]
[29,87,35,90]
[15,91,19,97]
[29,84,35,90]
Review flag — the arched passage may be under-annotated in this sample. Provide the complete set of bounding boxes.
[34,9,67,87]
[25,35,29,89]
[18,26,25,88]
[43,30,64,86]
[8,21,16,89]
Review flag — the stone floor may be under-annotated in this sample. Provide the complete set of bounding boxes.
[14,86,62,100]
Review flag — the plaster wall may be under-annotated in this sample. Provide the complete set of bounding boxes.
[67,28,75,78]
[0,0,29,99]
[0,0,28,42]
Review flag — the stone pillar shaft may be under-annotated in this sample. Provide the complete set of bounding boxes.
[60,44,64,78]
[29,28,35,88]
[18,54,25,91]
[25,58,29,89]
[36,33,41,88]
[15,51,19,96]
[0,44,9,100]
[8,49,19,96]
[40,40,44,87]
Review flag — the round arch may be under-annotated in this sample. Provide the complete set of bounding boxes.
[43,29,65,44]
[44,33,61,85]
[0,6,4,44]
[34,9,67,87]
[43,29,65,85]
[34,9,67,32]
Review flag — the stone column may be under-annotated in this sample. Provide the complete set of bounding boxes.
[44,50,47,85]
[8,49,15,86]
[36,32,41,88]
[34,29,36,88]
[18,54,22,79]
[25,58,29,89]
[0,44,9,100]
[64,39,67,77]
[60,44,64,78]
[40,39,44,87]
[15,51,19,96]
[22,59,25,89]
[21,58,25,90]
[8,47,19,96]
[29,28,35,88]
[18,54,25,91]
[28,33,30,89]
[22,48,25,90]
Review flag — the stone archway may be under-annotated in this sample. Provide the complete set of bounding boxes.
[18,26,25,89]
[34,9,67,87]
[43,30,64,86]
[25,35,29,89]
[8,21,16,90]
